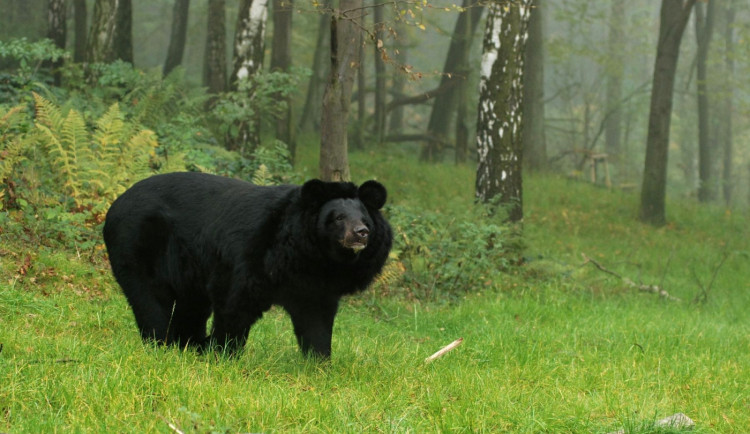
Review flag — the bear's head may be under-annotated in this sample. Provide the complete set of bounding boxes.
[302,180,387,263]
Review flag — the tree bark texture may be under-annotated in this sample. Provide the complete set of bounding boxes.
[721,0,735,205]
[73,0,87,63]
[114,0,133,63]
[87,0,119,63]
[230,0,269,152]
[319,0,363,182]
[232,0,268,88]
[639,0,696,226]
[271,0,294,152]
[46,0,67,85]
[695,0,716,202]
[298,5,330,132]
[164,0,191,76]
[372,2,386,143]
[422,0,484,162]
[605,0,624,162]
[475,0,532,223]
[521,0,546,171]
[203,0,227,94]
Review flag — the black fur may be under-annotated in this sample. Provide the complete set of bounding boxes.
[103,172,392,358]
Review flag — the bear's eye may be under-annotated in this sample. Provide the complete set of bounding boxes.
[335,214,345,221]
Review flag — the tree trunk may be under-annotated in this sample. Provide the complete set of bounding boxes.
[475,0,532,223]
[73,0,87,63]
[271,0,294,154]
[639,0,696,226]
[422,0,484,162]
[721,0,735,205]
[87,0,119,64]
[232,0,267,88]
[388,22,408,135]
[605,0,624,163]
[230,0,269,152]
[298,4,330,133]
[164,0,191,76]
[203,0,227,94]
[521,0,546,171]
[372,1,386,143]
[354,31,365,149]
[46,0,66,85]
[114,0,133,63]
[319,1,363,182]
[695,0,716,202]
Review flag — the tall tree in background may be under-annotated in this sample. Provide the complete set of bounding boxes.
[475,0,532,223]
[271,0,293,153]
[695,0,716,202]
[163,0,191,76]
[230,0,269,151]
[422,0,484,162]
[203,0,227,94]
[45,0,66,85]
[298,3,330,133]
[388,22,409,135]
[87,0,132,64]
[721,0,735,205]
[639,0,696,226]
[372,2,386,143]
[114,0,133,63]
[87,0,119,63]
[73,0,87,63]
[521,0,546,171]
[605,0,625,163]
[319,0,363,182]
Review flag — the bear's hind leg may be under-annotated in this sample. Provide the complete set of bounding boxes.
[170,298,212,348]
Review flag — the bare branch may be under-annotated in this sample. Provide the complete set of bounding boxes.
[581,254,681,302]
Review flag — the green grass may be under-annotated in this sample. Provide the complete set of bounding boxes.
[1,149,749,432]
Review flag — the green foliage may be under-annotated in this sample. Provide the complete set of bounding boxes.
[385,202,512,299]
[210,68,309,153]
[0,37,66,81]
[32,92,158,210]
[0,105,33,210]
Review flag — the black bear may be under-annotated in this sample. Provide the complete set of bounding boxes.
[103,172,392,358]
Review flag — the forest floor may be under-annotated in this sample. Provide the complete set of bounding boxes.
[1,148,748,433]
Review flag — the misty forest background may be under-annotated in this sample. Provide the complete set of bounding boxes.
[2,0,749,213]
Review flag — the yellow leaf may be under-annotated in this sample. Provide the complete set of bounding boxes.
[418,23,426,31]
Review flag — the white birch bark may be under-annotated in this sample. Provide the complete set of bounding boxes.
[475,0,531,222]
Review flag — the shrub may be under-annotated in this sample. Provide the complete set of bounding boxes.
[382,202,514,300]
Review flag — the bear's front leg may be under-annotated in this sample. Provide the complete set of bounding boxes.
[285,298,340,358]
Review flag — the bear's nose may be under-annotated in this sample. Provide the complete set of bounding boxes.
[355,226,369,238]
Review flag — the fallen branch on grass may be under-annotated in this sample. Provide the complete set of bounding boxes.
[424,338,463,363]
[581,254,681,302]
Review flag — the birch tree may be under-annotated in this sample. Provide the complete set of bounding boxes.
[475,0,532,223]
[229,0,269,151]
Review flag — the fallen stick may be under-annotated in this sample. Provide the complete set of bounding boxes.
[581,254,681,302]
[424,338,463,363]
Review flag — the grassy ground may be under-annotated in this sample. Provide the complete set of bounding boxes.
[1,148,748,432]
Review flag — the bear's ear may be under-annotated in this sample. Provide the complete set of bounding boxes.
[358,180,387,210]
[301,179,327,206]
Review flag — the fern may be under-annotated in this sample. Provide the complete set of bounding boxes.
[374,253,406,288]
[251,164,274,186]
[32,93,159,209]
[0,105,32,208]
